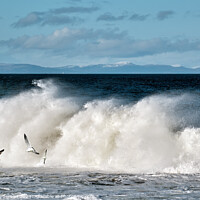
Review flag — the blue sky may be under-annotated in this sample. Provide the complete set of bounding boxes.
[1,0,200,68]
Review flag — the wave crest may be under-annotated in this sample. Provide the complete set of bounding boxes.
[0,80,200,173]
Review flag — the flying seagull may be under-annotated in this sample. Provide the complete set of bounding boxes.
[24,134,39,155]
[0,149,4,155]
[43,149,47,164]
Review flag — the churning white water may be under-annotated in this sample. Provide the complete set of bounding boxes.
[0,79,200,174]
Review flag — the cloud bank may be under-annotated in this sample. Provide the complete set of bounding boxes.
[12,7,177,28]
[12,6,99,27]
[97,13,127,21]
[157,10,175,20]
[129,13,150,21]
[52,6,99,14]
[2,27,200,60]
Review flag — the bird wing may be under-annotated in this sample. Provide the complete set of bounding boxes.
[43,149,47,164]
[0,149,4,155]
[32,147,39,155]
[24,134,31,148]
[44,149,47,157]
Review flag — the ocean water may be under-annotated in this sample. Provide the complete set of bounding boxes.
[1,74,200,199]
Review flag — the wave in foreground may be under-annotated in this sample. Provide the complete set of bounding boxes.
[0,79,200,174]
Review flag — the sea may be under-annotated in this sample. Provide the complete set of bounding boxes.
[1,74,200,199]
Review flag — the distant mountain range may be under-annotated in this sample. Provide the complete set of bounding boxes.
[0,63,200,74]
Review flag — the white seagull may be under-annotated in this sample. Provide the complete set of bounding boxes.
[24,134,39,155]
[43,149,47,164]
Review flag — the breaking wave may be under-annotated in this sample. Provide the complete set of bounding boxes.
[1,79,200,174]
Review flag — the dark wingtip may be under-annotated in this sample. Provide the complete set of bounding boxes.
[0,149,4,154]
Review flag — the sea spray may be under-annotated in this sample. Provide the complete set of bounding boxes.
[50,96,178,172]
[0,79,79,166]
[0,79,200,173]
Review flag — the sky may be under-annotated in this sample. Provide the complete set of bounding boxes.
[0,0,200,68]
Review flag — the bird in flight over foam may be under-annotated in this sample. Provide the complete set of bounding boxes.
[24,134,39,155]
[0,149,4,155]
[43,149,47,164]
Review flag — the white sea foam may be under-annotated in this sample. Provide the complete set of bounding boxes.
[0,194,100,200]
[0,79,200,173]
[64,194,100,200]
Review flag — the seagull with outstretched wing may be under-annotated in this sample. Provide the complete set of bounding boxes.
[43,149,47,164]
[0,149,4,155]
[24,134,39,155]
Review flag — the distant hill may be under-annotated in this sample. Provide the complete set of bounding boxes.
[0,63,200,74]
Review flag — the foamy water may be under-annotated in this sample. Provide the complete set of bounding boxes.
[0,167,199,199]
[0,79,200,174]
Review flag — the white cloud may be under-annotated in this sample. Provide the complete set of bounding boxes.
[171,64,182,67]
[1,27,200,65]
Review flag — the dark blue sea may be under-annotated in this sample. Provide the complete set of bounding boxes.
[1,74,200,199]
